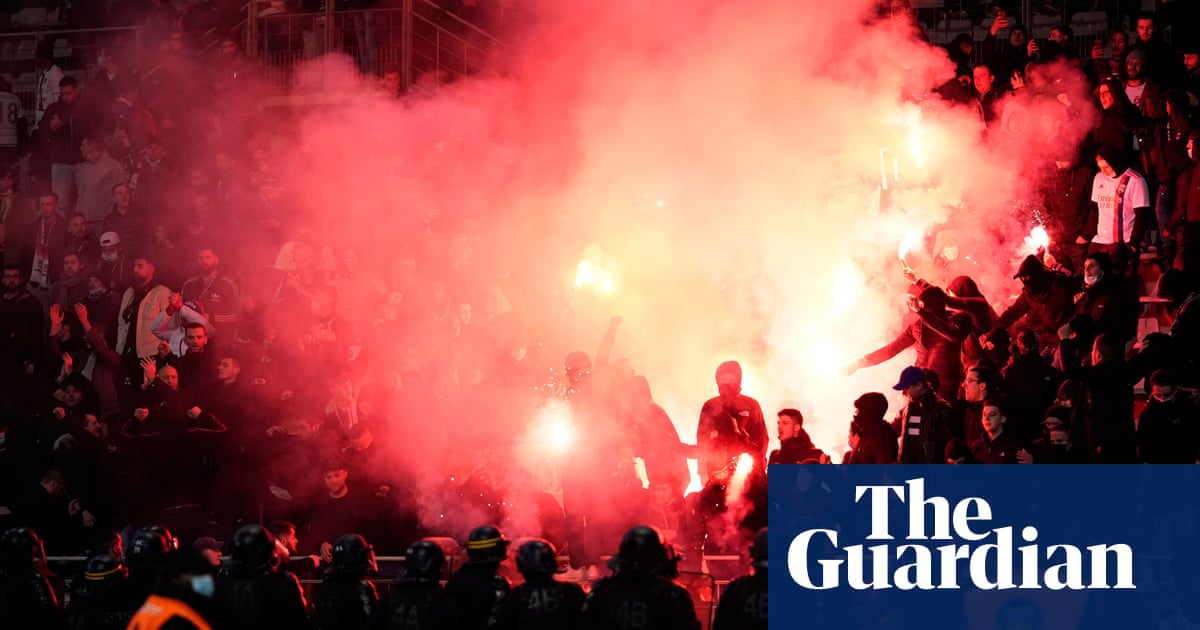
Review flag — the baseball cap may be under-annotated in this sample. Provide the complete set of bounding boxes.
[100,232,121,248]
[892,366,926,391]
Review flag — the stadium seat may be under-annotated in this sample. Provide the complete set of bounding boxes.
[12,8,47,26]
[1030,11,1061,39]
[52,37,71,59]
[1069,11,1109,37]
[13,39,35,60]
[930,13,974,45]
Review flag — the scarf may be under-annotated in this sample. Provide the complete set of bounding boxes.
[30,218,54,289]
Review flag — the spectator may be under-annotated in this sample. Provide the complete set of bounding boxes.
[19,192,68,293]
[891,366,958,464]
[843,392,898,464]
[102,183,147,254]
[768,408,828,464]
[73,137,127,232]
[0,166,35,267]
[1137,369,1200,463]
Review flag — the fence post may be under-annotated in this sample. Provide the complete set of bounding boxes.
[402,0,413,90]
[325,0,336,55]
[247,1,258,58]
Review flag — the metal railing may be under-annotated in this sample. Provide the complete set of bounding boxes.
[247,0,503,93]
[0,25,142,112]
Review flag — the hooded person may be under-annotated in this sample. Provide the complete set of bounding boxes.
[843,393,898,464]
[988,255,1076,353]
[944,275,1000,368]
[696,360,768,482]
[850,284,970,401]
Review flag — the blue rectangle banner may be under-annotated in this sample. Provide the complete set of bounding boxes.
[768,465,1200,629]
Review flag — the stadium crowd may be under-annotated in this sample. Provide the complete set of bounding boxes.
[0,0,1197,628]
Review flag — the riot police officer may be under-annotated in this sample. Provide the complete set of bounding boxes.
[0,527,63,627]
[107,524,177,627]
[712,528,767,630]
[491,538,585,630]
[213,524,310,629]
[446,525,511,630]
[315,533,379,630]
[580,526,701,630]
[368,538,461,629]
[67,552,129,630]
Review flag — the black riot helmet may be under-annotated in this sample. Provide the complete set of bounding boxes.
[617,526,668,577]
[466,525,509,564]
[231,524,279,572]
[143,524,180,551]
[0,527,46,574]
[516,539,560,578]
[332,533,377,575]
[749,528,768,570]
[84,553,128,583]
[129,527,174,571]
[403,539,446,583]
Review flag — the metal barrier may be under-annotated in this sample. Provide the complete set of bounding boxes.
[0,25,142,112]
[249,1,502,92]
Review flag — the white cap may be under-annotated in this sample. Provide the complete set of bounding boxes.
[100,232,120,247]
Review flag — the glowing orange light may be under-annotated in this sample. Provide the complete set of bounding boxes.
[1023,225,1050,255]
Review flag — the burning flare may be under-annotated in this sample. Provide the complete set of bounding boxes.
[1021,225,1051,257]
[575,245,617,295]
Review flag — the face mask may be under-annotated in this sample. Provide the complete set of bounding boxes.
[1084,274,1100,287]
[190,574,215,598]
[942,246,959,261]
[88,287,107,299]
[101,252,118,263]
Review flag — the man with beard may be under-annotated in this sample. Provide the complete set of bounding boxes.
[48,252,88,312]
[114,254,170,401]
[63,213,99,267]
[181,246,241,339]
[696,360,767,482]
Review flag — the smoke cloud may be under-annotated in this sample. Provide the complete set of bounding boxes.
[227,0,1098,535]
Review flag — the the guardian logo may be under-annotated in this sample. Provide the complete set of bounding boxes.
[787,478,1136,591]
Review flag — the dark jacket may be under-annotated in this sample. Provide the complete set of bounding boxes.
[1042,162,1094,246]
[769,431,826,465]
[1137,395,1200,463]
[1076,273,1139,344]
[862,308,970,402]
[367,581,461,630]
[315,574,379,630]
[844,418,898,464]
[970,429,1023,464]
[491,578,586,630]
[994,270,1076,351]
[892,390,959,465]
[697,394,768,479]
[580,574,700,630]
[446,563,510,630]
[19,215,69,286]
[712,571,767,630]
[213,568,311,630]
